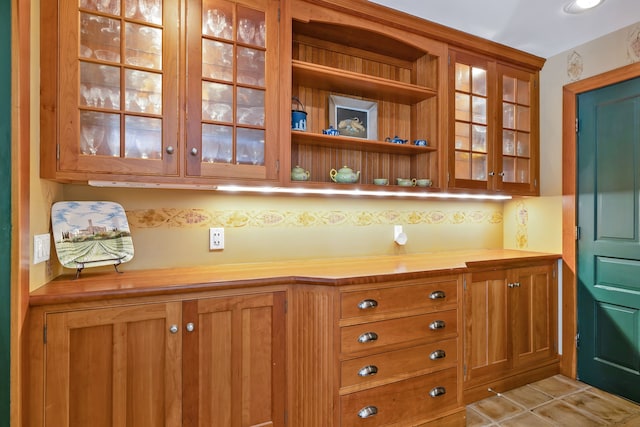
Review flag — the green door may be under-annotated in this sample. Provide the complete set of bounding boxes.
[577,76,640,403]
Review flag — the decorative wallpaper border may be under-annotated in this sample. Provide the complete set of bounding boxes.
[126,208,503,229]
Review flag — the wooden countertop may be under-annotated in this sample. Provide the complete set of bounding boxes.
[30,249,560,306]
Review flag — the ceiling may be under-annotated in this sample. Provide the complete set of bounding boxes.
[369,0,640,58]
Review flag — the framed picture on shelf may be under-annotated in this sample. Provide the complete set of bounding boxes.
[329,95,377,140]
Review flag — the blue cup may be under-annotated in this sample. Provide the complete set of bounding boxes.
[413,139,428,146]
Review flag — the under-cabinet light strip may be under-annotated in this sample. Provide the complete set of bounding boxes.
[89,180,512,200]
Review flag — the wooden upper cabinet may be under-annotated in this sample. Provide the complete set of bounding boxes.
[448,50,540,195]
[289,0,447,190]
[40,0,282,184]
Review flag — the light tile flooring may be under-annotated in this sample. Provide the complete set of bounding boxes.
[466,375,640,426]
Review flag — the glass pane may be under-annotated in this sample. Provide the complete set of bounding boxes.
[124,116,162,159]
[455,93,470,121]
[202,2,233,40]
[503,103,515,129]
[81,0,121,16]
[455,151,470,179]
[79,111,119,156]
[236,128,265,165]
[517,106,530,131]
[125,23,162,70]
[472,96,486,124]
[237,47,265,86]
[237,7,264,46]
[472,67,487,96]
[80,13,121,59]
[471,153,487,181]
[503,130,515,155]
[203,81,232,104]
[455,63,470,92]
[80,62,120,108]
[237,88,265,126]
[517,79,530,105]
[471,125,487,152]
[133,0,162,25]
[517,133,530,157]
[455,122,470,150]
[202,124,232,163]
[502,157,516,182]
[503,76,516,102]
[516,158,530,183]
[125,70,162,113]
[203,100,232,122]
[202,39,233,81]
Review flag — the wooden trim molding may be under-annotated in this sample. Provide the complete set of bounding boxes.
[561,61,640,378]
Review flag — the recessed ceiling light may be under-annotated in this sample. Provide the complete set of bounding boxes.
[564,0,604,14]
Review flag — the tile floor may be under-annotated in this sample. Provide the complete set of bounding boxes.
[466,375,640,426]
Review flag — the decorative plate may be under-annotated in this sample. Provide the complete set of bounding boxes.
[51,201,134,270]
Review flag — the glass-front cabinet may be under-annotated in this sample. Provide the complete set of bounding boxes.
[449,50,539,195]
[41,0,280,183]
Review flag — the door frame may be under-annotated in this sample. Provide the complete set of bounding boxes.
[561,61,640,378]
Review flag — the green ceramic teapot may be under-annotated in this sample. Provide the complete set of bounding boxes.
[330,165,360,183]
[290,165,310,181]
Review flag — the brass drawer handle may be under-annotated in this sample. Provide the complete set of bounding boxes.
[358,332,379,343]
[429,290,446,300]
[358,365,379,377]
[429,386,447,398]
[429,320,446,330]
[429,349,446,360]
[357,299,378,310]
[358,406,378,418]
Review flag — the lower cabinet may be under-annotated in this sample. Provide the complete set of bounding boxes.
[29,290,286,427]
[463,261,559,402]
[289,275,466,427]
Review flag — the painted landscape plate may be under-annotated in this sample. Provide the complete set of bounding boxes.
[51,201,134,270]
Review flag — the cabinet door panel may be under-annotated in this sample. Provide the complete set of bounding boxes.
[44,302,182,427]
[183,291,285,427]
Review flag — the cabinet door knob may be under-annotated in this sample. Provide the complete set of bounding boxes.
[357,406,378,419]
[429,290,446,300]
[186,322,195,332]
[357,299,378,310]
[514,282,521,288]
[358,332,378,343]
[429,386,447,398]
[358,365,379,377]
[190,147,198,156]
[498,171,505,177]
[166,145,175,154]
[429,349,446,360]
[169,324,178,334]
[488,171,495,176]
[429,320,446,330]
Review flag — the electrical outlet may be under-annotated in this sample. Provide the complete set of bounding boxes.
[34,233,51,264]
[209,227,224,250]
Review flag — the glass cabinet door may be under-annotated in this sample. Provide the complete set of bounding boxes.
[58,0,179,176]
[451,52,492,190]
[186,0,278,180]
[498,64,538,193]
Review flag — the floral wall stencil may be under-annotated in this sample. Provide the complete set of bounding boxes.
[627,25,640,63]
[126,208,503,229]
[515,201,528,249]
[567,50,584,82]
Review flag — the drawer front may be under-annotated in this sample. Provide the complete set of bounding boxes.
[340,367,458,427]
[340,338,458,391]
[341,310,457,356]
[341,280,458,319]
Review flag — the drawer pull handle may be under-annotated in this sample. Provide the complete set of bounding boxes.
[358,332,379,343]
[358,365,379,377]
[429,349,446,360]
[358,406,378,419]
[357,299,378,310]
[429,290,446,300]
[429,386,447,398]
[429,320,446,330]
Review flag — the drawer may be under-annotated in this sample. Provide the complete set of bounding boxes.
[341,280,458,319]
[340,338,458,392]
[341,310,457,356]
[340,367,458,427]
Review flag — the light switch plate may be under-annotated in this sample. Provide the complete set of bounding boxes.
[34,233,51,264]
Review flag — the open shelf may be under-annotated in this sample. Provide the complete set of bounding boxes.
[292,60,437,104]
[291,131,436,154]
